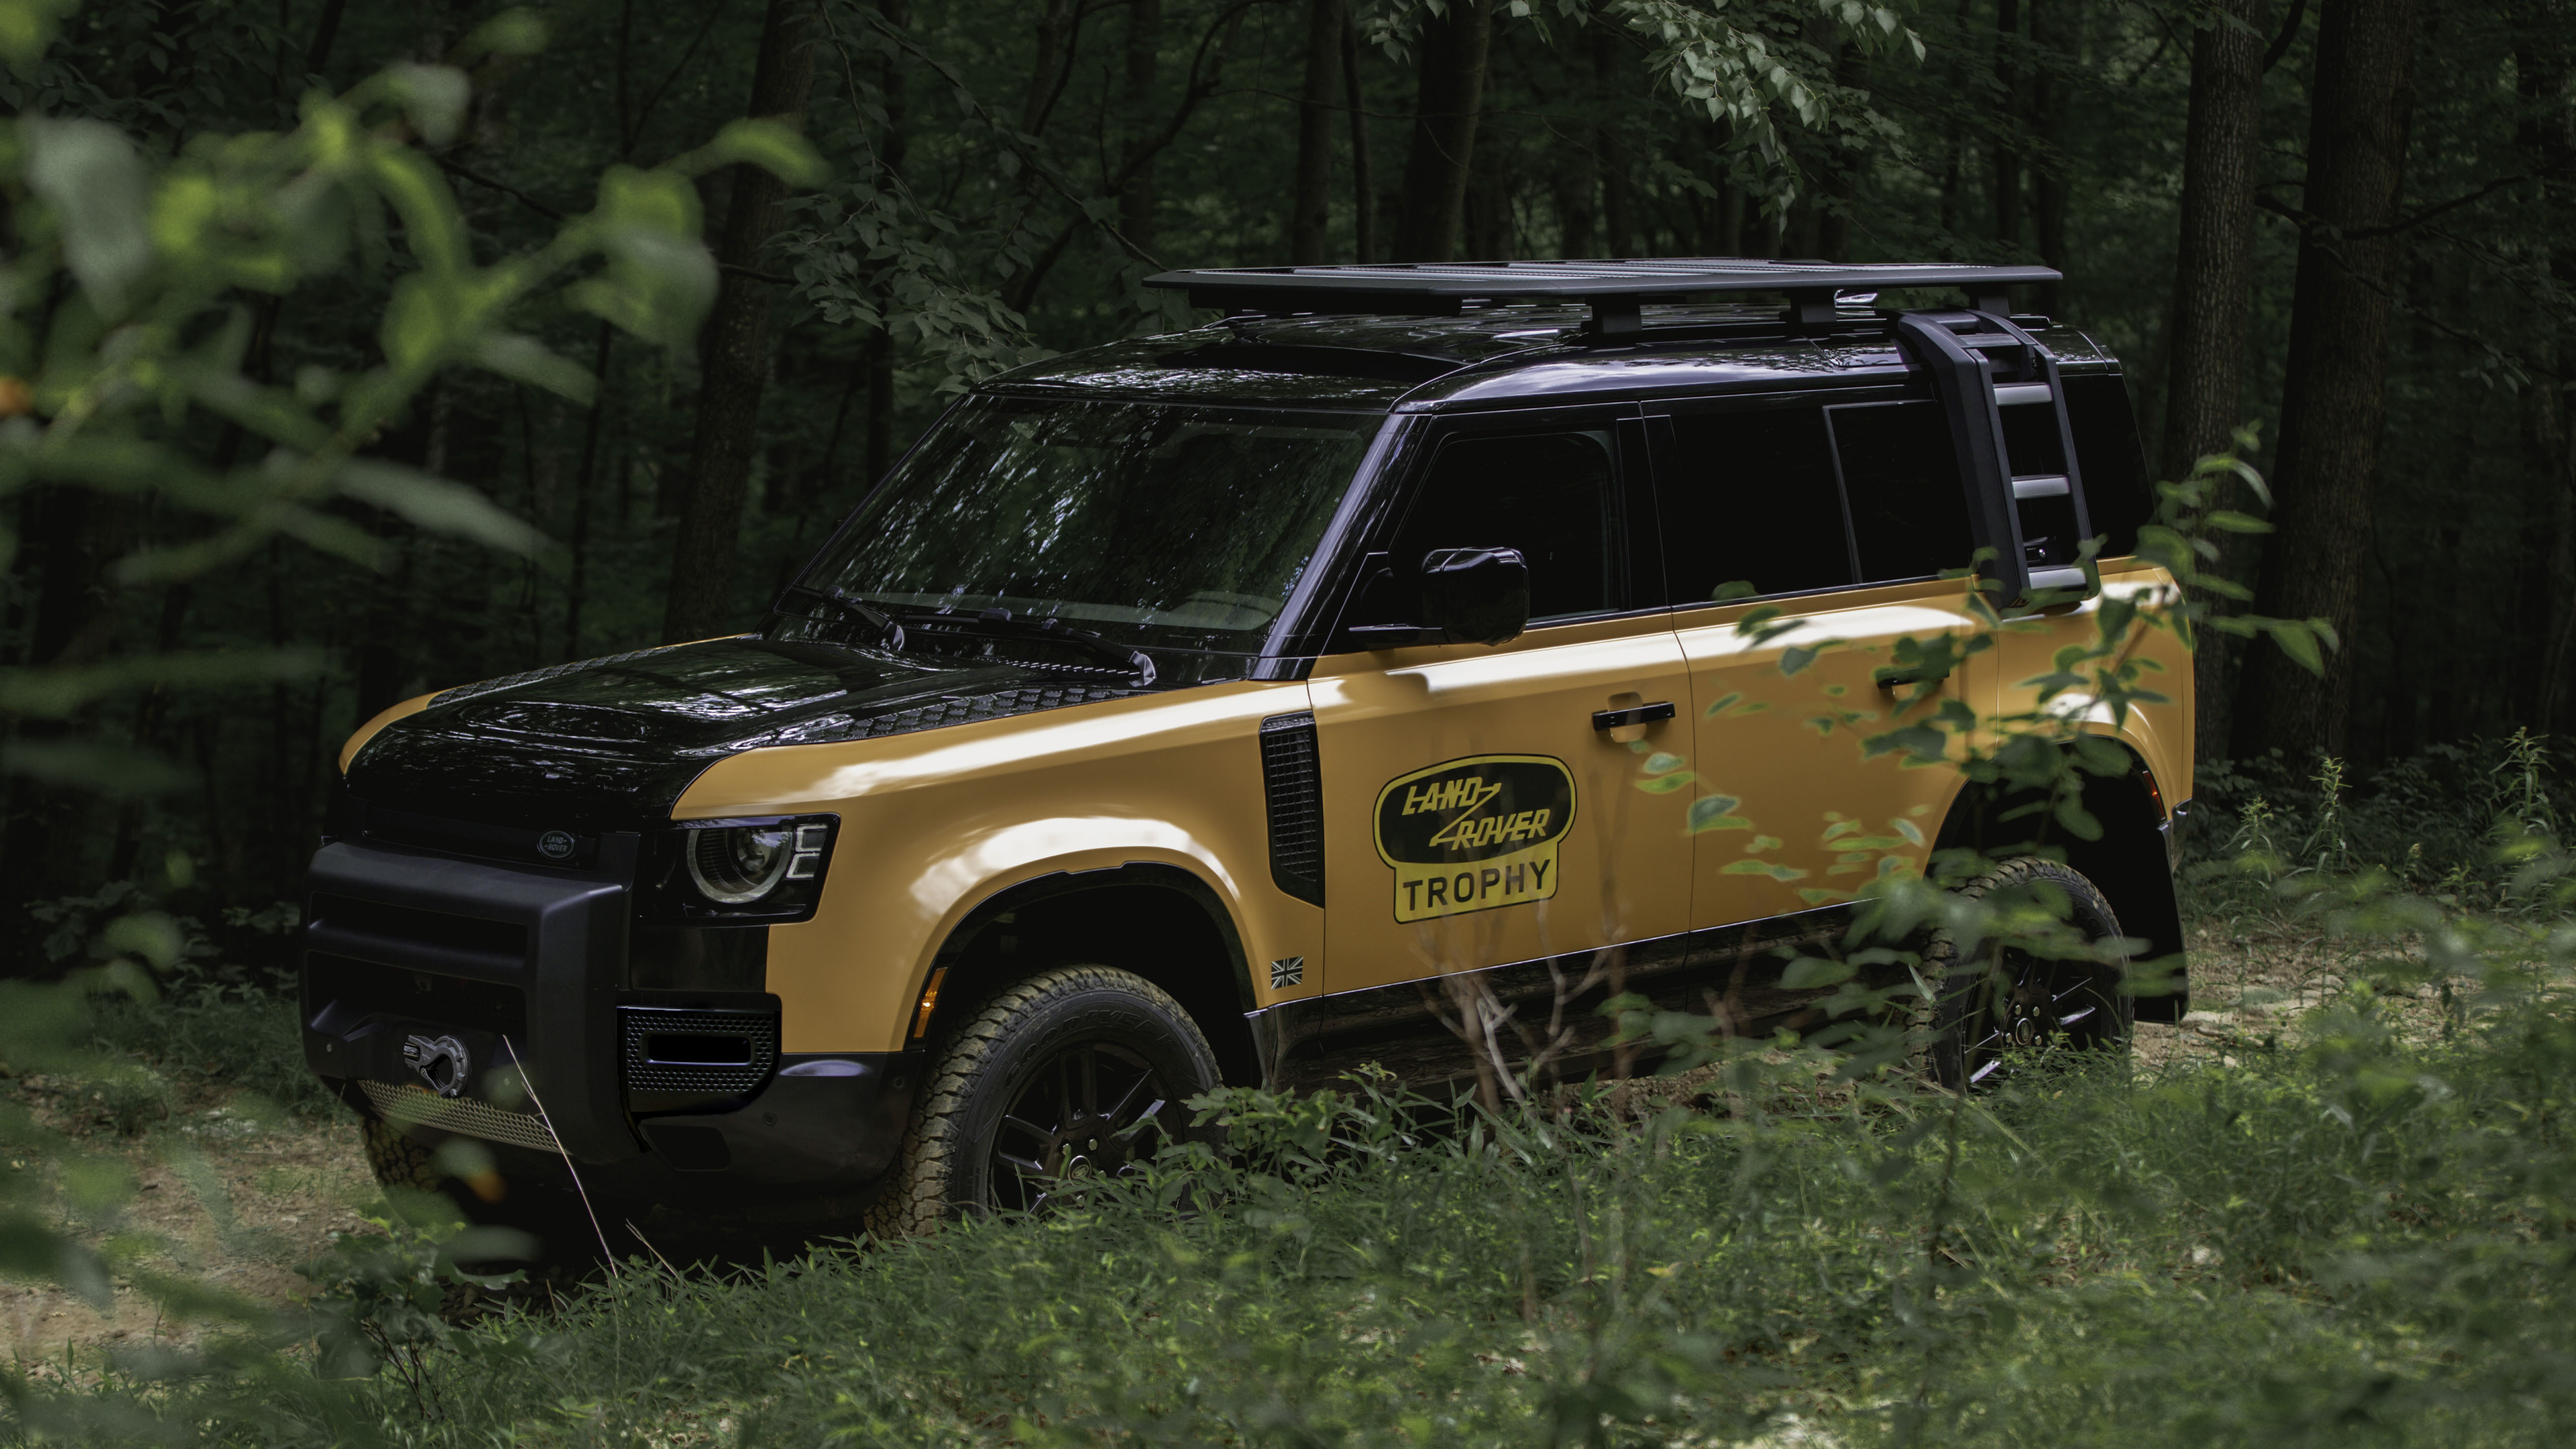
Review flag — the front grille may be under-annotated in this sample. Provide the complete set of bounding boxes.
[1260,712,1325,905]
[620,1006,779,1096]
[308,895,528,961]
[359,1080,562,1153]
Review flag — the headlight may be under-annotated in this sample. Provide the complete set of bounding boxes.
[650,815,837,922]
[687,825,796,903]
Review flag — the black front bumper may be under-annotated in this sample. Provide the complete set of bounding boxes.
[301,838,917,1209]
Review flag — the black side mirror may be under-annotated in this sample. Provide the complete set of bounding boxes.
[1420,547,1529,647]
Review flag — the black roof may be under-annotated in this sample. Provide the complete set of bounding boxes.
[1144,258,2060,332]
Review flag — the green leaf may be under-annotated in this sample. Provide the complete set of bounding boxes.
[385,64,471,146]
[1710,579,1757,602]
[1781,644,1821,676]
[2266,618,2325,676]
[1634,772,1697,793]
[1685,794,1748,834]
[1700,691,1742,719]
[689,118,830,187]
[1780,956,1855,989]
[0,0,78,66]
[474,333,597,404]
[24,118,152,312]
[2204,509,2274,533]
[340,462,545,556]
[1642,751,1689,776]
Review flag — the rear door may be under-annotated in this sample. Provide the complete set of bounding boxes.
[1309,406,1693,998]
[1654,393,1997,931]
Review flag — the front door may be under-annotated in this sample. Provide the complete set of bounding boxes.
[1310,410,1692,1001]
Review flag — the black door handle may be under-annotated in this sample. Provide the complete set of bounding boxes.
[1591,701,1676,731]
[1873,664,1952,690]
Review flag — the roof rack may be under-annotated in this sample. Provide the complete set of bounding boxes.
[1142,258,2061,338]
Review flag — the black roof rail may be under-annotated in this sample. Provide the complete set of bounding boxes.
[1143,258,2061,338]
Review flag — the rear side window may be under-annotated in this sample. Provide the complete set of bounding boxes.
[1825,401,1978,582]
[2065,375,2151,558]
[1654,409,1854,603]
[1388,431,1619,620]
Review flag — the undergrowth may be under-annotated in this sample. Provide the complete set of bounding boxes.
[6,741,2571,1446]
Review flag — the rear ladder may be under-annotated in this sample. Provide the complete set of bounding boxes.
[1893,309,2097,607]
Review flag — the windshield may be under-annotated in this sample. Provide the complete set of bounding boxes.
[789,395,1383,651]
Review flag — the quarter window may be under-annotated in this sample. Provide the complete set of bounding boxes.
[1826,401,1978,583]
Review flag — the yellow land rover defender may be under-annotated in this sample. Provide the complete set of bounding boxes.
[301,260,2191,1243]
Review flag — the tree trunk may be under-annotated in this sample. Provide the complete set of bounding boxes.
[2028,0,2076,313]
[1121,0,1162,257]
[1392,0,1493,262]
[660,0,821,644]
[2160,0,2264,762]
[1993,0,2024,247]
[1341,11,1376,261]
[2514,14,2576,729]
[1290,0,1346,263]
[1590,13,1630,256]
[2231,0,2421,761]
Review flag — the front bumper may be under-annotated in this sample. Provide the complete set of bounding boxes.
[301,837,917,1207]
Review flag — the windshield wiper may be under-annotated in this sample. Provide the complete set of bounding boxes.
[778,583,907,650]
[893,607,1157,686]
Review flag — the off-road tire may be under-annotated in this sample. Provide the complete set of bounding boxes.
[865,965,1221,1239]
[1922,856,2132,1090]
[360,1116,441,1193]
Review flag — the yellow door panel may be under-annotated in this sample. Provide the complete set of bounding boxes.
[1676,579,1996,928]
[1311,612,1692,996]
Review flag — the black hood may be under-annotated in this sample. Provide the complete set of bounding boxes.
[345,636,1149,830]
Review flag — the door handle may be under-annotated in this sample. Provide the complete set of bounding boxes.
[1591,701,1675,731]
[1873,664,1951,691]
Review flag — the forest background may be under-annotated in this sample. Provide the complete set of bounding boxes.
[0,0,2567,972]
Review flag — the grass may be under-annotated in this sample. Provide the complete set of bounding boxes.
[10,739,2576,1446]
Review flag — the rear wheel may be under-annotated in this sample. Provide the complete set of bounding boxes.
[866,965,1221,1238]
[1922,856,2132,1089]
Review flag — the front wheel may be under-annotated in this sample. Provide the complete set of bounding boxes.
[1922,857,2132,1090]
[866,965,1222,1238]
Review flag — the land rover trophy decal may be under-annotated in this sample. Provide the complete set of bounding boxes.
[1374,755,1576,922]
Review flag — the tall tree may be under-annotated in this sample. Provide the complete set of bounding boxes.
[2161,0,2267,759]
[1392,0,1494,261]
[1993,0,2024,247]
[2513,9,2576,728]
[1341,10,1377,261]
[661,0,822,644]
[2232,0,2422,759]
[1122,0,1163,258]
[1290,0,1346,263]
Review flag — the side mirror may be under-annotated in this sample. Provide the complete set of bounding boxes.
[1420,547,1529,647]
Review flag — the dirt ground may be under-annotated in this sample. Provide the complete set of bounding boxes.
[0,917,2411,1371]
[2,1084,374,1374]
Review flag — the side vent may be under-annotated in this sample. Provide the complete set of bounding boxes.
[1259,712,1325,906]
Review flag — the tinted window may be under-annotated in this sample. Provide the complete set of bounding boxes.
[2066,375,2151,557]
[1655,408,1854,603]
[1827,401,1977,581]
[1389,431,1618,620]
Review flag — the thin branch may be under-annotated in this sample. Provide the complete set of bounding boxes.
[2260,0,2308,74]
[437,158,567,221]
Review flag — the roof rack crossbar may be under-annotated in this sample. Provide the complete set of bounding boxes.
[1145,259,2058,335]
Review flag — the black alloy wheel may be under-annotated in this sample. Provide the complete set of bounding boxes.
[1923,856,2133,1090]
[867,964,1222,1237]
[988,1039,1176,1213]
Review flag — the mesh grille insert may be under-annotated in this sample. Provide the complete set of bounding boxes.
[1260,712,1325,906]
[620,1006,779,1096]
[358,1080,562,1153]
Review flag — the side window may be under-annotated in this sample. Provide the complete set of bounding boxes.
[1826,401,1977,582]
[1655,407,1854,603]
[1387,430,1618,620]
[2065,374,2151,558]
